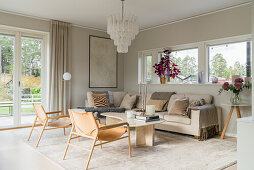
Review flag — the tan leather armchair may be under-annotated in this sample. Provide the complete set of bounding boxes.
[27,104,71,147]
[63,109,131,170]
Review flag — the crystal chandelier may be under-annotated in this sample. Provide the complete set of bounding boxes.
[107,0,139,53]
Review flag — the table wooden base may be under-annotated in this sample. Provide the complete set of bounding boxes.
[220,106,241,139]
[135,125,154,146]
[105,116,155,146]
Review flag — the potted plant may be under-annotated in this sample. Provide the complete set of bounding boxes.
[218,78,251,105]
[153,50,180,84]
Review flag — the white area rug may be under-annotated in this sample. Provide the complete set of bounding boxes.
[12,128,236,170]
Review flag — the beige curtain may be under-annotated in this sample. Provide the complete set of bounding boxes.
[48,20,72,113]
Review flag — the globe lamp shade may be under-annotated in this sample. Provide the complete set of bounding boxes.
[63,72,71,80]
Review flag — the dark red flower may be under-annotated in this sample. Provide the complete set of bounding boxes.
[235,78,243,83]
[222,82,229,90]
[234,82,242,91]
[152,49,180,78]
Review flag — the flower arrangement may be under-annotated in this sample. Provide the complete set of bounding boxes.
[218,78,251,104]
[153,50,180,83]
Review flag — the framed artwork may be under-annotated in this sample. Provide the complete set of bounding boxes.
[89,35,118,88]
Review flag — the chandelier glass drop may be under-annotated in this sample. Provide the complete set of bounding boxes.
[107,0,139,53]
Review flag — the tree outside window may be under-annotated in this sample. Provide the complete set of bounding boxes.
[208,41,251,82]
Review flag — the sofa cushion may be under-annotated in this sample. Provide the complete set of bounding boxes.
[136,95,143,109]
[147,99,168,112]
[132,93,152,109]
[155,112,168,119]
[184,94,213,104]
[167,94,185,111]
[112,92,127,107]
[168,98,189,116]
[120,94,137,110]
[164,114,191,125]
[92,93,110,108]
[150,92,175,111]
[87,91,94,107]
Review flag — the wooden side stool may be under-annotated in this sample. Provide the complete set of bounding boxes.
[220,104,248,139]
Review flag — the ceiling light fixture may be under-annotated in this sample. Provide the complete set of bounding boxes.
[107,0,139,53]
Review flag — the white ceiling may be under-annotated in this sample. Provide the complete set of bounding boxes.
[0,0,251,31]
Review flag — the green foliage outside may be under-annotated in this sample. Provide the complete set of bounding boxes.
[31,87,41,94]
[210,53,246,80]
[169,54,198,83]
[0,35,42,116]
[146,56,152,81]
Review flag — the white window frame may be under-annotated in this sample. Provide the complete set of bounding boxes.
[138,34,252,85]
[0,25,49,128]
[205,34,252,83]
[138,42,200,84]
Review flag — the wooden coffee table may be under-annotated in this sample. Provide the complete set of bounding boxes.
[101,112,165,146]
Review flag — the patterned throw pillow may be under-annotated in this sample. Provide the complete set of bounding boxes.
[92,93,110,108]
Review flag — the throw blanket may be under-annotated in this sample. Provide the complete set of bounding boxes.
[77,107,125,118]
[191,104,219,141]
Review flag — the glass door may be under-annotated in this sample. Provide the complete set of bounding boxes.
[0,28,47,129]
[0,34,15,127]
[20,37,43,125]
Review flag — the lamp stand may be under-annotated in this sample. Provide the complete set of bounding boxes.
[61,79,70,114]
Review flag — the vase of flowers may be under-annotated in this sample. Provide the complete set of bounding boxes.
[230,93,240,105]
[160,77,166,84]
[218,78,251,105]
[153,50,180,84]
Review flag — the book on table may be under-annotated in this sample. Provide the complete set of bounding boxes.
[135,115,160,122]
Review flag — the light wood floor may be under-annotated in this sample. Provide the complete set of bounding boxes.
[0,131,64,170]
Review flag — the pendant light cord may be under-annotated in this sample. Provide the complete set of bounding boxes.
[121,0,124,20]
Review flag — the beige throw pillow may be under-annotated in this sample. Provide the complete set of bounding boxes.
[92,93,110,108]
[168,98,189,116]
[120,94,137,110]
[147,99,168,112]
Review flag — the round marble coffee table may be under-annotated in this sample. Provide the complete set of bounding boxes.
[101,112,165,147]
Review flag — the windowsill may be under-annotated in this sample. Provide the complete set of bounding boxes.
[143,83,222,86]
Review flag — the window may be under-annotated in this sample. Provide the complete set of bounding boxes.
[145,55,152,82]
[208,41,251,82]
[138,35,251,85]
[158,48,198,83]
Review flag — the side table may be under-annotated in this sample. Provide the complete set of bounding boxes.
[220,104,249,139]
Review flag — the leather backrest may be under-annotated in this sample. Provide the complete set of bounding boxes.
[33,105,47,122]
[71,111,98,136]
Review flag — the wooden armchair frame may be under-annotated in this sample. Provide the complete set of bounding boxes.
[27,104,71,147]
[63,110,131,170]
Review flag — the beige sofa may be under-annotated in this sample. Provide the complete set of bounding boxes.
[85,91,222,137]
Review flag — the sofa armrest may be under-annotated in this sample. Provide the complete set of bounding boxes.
[190,106,222,132]
[190,109,201,130]
[216,106,222,131]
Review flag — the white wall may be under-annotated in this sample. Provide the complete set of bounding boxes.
[124,3,252,136]
[0,11,124,109]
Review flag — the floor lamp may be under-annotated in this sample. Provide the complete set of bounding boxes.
[61,72,71,112]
